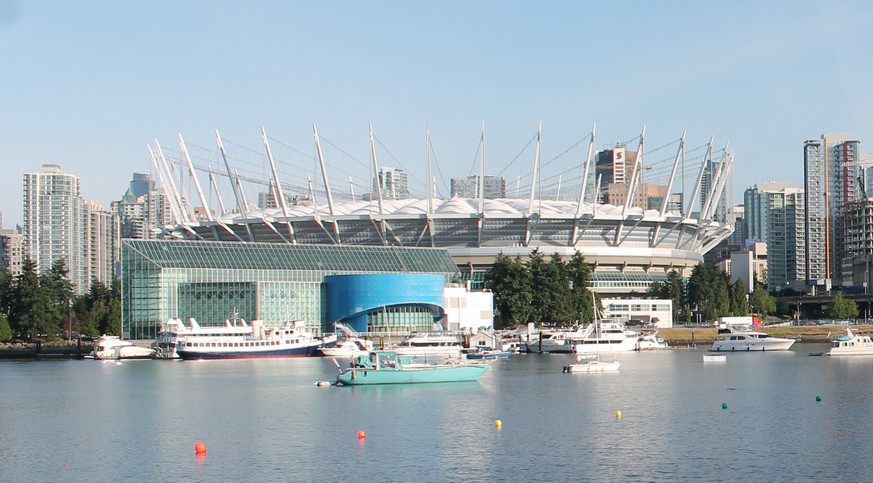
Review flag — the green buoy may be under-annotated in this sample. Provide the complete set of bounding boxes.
[721,402,727,410]
[816,395,822,402]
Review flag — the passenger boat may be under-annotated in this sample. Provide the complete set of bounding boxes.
[91,335,155,360]
[152,317,252,359]
[573,319,639,354]
[175,320,337,360]
[828,327,873,356]
[710,328,795,352]
[391,331,463,358]
[335,351,489,385]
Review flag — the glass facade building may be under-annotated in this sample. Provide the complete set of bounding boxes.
[121,240,459,339]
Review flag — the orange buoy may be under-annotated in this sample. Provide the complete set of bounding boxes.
[194,442,207,454]
[357,430,366,440]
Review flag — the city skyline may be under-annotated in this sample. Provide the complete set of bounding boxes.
[3,1,873,227]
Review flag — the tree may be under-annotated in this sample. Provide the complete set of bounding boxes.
[687,263,731,323]
[0,313,11,342]
[526,249,549,323]
[730,279,748,316]
[41,258,74,337]
[827,293,859,320]
[484,253,532,328]
[10,258,49,337]
[540,253,573,324]
[566,251,594,323]
[749,283,776,317]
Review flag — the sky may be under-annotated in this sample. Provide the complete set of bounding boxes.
[2,0,873,227]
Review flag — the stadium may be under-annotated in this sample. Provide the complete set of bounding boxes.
[150,124,734,295]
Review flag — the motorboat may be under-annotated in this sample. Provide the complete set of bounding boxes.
[321,322,375,358]
[524,327,587,354]
[320,339,373,358]
[635,331,669,350]
[152,317,253,359]
[91,335,155,360]
[703,353,727,363]
[710,327,795,352]
[175,320,337,360]
[563,354,620,374]
[828,327,873,356]
[335,351,490,385]
[391,331,463,358]
[573,319,639,354]
[465,349,511,360]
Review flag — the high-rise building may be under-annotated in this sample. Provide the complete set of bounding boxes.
[841,198,873,289]
[22,164,86,292]
[111,173,172,239]
[0,229,23,278]
[701,159,730,222]
[595,147,638,205]
[450,175,506,199]
[83,200,118,286]
[804,133,862,287]
[372,167,409,200]
[743,182,804,291]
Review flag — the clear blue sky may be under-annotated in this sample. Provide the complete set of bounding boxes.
[2,0,872,227]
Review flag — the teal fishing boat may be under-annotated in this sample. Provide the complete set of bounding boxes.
[336,351,489,386]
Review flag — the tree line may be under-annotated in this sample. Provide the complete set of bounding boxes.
[0,258,120,342]
[484,249,595,328]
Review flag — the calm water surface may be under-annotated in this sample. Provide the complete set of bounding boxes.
[1,344,871,482]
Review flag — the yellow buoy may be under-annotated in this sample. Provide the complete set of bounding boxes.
[495,419,502,428]
[615,410,622,419]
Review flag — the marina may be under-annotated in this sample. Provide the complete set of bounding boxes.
[4,342,873,481]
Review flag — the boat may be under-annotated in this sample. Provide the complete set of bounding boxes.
[91,335,155,360]
[320,322,374,358]
[465,349,511,360]
[524,327,587,353]
[710,327,795,352]
[391,331,463,358]
[152,317,253,359]
[563,354,620,373]
[635,330,669,350]
[175,319,337,360]
[828,327,873,356]
[320,339,373,358]
[702,353,727,363]
[335,351,490,385]
[573,319,639,354]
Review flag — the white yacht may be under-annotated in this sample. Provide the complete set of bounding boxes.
[635,330,669,350]
[392,331,463,358]
[710,327,795,352]
[91,335,155,360]
[573,320,639,354]
[828,327,873,356]
[321,339,373,358]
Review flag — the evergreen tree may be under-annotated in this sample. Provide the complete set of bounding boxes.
[566,251,594,323]
[526,249,549,323]
[730,279,748,316]
[484,254,532,328]
[0,313,11,342]
[41,259,74,337]
[540,253,573,324]
[0,270,11,317]
[10,258,47,337]
[666,270,687,322]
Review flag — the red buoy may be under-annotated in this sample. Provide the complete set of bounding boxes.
[357,430,366,440]
[194,442,207,454]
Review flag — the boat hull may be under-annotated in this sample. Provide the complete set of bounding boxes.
[710,339,795,352]
[563,361,620,373]
[177,344,322,360]
[337,365,489,385]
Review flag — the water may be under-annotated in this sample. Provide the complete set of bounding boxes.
[1,345,870,482]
